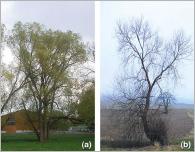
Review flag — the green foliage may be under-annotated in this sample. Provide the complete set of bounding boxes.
[77,86,95,130]
[50,119,72,130]
[1,114,8,129]
[48,110,72,130]
[8,22,86,91]
[2,69,14,80]
[7,23,86,113]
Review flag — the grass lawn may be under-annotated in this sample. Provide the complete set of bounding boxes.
[1,132,94,151]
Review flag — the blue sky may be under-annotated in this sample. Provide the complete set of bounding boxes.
[100,1,194,103]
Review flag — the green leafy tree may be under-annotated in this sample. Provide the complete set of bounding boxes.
[7,22,87,141]
[77,85,95,131]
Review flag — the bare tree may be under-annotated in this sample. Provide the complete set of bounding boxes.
[115,17,192,144]
[157,92,175,114]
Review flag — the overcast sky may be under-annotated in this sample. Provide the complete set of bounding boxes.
[100,1,194,103]
[1,1,94,42]
[1,1,94,64]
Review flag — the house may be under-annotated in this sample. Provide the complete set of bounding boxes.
[1,110,88,134]
[1,110,38,133]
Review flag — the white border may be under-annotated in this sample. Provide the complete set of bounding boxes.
[95,1,100,151]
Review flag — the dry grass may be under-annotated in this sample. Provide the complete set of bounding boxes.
[101,108,194,151]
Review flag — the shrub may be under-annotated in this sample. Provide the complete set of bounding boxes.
[147,113,168,145]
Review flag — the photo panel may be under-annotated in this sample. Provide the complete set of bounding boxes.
[1,1,95,151]
[100,1,194,151]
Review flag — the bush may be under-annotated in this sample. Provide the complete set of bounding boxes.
[147,114,168,145]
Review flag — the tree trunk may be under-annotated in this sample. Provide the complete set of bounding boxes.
[141,91,151,142]
[142,111,150,139]
[46,123,49,140]
[43,103,48,141]
[39,101,44,142]
[164,106,168,114]
[141,94,168,145]
[39,116,44,142]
